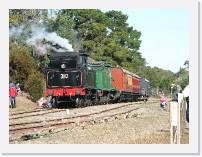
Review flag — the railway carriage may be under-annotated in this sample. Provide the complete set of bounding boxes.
[88,62,115,104]
[139,78,150,101]
[132,73,141,94]
[111,67,141,102]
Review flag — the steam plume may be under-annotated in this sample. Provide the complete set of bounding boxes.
[27,26,73,56]
[9,25,74,56]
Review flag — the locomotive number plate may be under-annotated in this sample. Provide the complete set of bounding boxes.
[60,74,69,79]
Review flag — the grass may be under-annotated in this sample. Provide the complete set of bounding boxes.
[129,131,189,144]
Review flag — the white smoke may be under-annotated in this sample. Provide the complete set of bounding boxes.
[9,25,25,37]
[27,26,73,56]
[10,25,74,56]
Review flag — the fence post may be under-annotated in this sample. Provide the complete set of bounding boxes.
[177,93,184,144]
[170,101,178,144]
[177,98,181,144]
[170,103,173,144]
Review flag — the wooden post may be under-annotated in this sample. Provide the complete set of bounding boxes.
[177,93,184,144]
[177,99,181,144]
[170,103,173,144]
[180,98,186,143]
[170,101,178,144]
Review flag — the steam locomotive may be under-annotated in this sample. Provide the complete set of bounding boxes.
[44,51,150,108]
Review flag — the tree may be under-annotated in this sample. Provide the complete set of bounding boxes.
[54,9,145,70]
[176,67,189,89]
[9,9,48,27]
[9,43,38,89]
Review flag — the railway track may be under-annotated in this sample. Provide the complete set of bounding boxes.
[10,102,138,129]
[9,100,159,141]
[10,106,140,142]
[10,109,66,120]
[10,108,47,116]
[10,107,139,132]
[10,100,158,120]
[9,102,145,136]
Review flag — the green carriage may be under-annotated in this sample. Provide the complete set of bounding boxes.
[89,62,113,91]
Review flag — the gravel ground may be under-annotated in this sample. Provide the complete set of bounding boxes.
[9,96,189,144]
[10,100,141,125]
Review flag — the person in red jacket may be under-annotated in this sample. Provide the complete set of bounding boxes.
[9,82,17,108]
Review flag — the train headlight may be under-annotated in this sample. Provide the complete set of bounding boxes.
[61,63,66,69]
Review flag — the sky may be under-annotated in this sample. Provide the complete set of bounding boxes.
[119,9,189,73]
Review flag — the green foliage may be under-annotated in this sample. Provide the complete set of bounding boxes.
[176,68,189,89]
[9,43,44,101]
[49,12,74,41]
[24,70,44,102]
[9,43,38,89]
[9,9,48,26]
[35,55,50,72]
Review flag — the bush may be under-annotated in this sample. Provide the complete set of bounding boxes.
[10,43,45,102]
[9,43,37,89]
[24,70,45,102]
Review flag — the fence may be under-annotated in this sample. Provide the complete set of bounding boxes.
[169,93,186,144]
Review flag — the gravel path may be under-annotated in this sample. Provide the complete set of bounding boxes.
[10,97,188,144]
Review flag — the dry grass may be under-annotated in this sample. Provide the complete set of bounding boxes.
[129,131,189,144]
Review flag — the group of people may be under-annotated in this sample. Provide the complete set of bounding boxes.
[9,82,21,108]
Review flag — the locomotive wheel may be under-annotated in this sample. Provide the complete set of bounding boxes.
[107,93,113,104]
[93,95,100,105]
[75,97,84,108]
[84,99,92,107]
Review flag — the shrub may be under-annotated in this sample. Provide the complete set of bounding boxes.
[10,43,45,102]
[24,70,45,102]
[9,43,37,89]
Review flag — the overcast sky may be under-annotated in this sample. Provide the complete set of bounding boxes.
[119,9,189,73]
